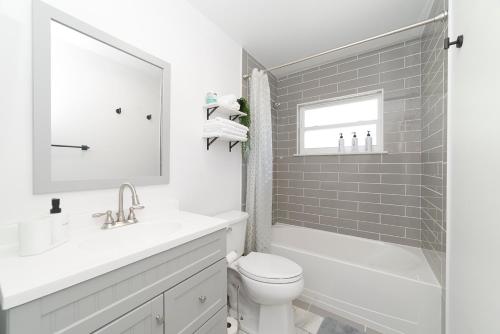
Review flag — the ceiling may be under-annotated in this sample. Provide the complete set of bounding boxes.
[187,0,435,77]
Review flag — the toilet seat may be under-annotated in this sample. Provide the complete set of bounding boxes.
[237,252,303,284]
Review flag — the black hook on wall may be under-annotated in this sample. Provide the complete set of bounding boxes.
[115,107,122,114]
[444,35,464,49]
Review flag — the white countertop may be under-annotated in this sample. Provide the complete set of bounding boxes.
[0,209,228,310]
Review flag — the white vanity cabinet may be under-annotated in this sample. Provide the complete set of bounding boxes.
[0,229,227,334]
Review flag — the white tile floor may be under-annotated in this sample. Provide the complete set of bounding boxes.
[294,306,324,334]
[237,306,324,334]
[236,305,382,334]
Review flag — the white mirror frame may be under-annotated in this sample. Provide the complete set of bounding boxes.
[33,1,170,194]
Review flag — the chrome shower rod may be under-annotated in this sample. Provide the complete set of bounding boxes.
[243,11,448,79]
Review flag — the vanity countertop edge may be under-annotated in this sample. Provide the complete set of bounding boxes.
[0,209,228,310]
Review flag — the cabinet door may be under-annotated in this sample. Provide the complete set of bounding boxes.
[93,295,163,334]
[195,307,227,334]
[164,259,226,334]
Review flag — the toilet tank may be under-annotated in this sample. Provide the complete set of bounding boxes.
[215,211,249,257]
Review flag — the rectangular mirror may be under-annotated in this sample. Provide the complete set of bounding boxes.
[33,1,170,193]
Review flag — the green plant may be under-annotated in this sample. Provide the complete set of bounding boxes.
[237,97,250,154]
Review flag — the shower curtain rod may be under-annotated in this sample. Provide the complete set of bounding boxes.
[243,11,448,79]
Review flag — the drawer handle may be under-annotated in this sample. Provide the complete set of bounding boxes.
[198,295,207,303]
[155,314,164,324]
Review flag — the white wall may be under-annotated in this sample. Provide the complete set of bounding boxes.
[447,0,500,333]
[0,0,242,224]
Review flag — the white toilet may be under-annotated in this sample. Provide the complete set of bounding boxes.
[216,211,304,334]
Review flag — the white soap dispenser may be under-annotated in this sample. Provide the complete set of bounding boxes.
[50,198,69,247]
[351,132,358,152]
[338,133,345,153]
[365,130,373,152]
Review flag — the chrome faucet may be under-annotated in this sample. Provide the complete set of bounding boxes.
[117,182,144,223]
[93,182,144,229]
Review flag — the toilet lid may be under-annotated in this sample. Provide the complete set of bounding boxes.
[237,252,303,283]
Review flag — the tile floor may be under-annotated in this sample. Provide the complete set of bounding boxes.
[238,304,383,334]
[294,306,326,334]
[293,300,384,334]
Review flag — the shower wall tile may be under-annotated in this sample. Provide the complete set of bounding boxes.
[243,12,447,329]
[274,39,423,247]
[420,0,448,332]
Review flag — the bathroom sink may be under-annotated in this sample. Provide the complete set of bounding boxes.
[78,220,182,253]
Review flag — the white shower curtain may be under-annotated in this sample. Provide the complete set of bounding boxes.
[245,68,273,253]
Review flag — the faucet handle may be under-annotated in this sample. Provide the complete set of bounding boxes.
[127,205,144,222]
[92,210,115,228]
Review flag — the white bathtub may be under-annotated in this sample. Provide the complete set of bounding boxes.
[271,225,441,334]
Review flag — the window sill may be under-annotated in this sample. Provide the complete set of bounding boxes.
[293,151,388,157]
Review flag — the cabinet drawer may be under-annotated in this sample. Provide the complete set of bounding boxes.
[195,307,227,334]
[164,259,226,334]
[93,295,163,334]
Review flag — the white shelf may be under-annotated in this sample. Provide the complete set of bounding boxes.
[202,133,247,142]
[204,103,246,119]
[203,133,247,152]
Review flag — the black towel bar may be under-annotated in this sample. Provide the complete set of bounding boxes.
[51,144,90,151]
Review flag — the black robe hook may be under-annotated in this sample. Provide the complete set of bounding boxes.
[444,35,464,49]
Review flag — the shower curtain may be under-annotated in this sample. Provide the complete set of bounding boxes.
[245,68,273,253]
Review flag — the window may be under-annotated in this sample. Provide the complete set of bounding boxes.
[297,90,383,155]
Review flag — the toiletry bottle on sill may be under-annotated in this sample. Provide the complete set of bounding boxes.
[351,132,358,152]
[365,130,373,152]
[338,133,345,153]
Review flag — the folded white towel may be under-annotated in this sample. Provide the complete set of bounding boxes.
[205,101,240,111]
[207,118,249,132]
[227,101,241,110]
[204,125,247,137]
[218,94,237,105]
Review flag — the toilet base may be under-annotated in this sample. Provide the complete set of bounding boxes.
[258,302,295,334]
[228,270,297,334]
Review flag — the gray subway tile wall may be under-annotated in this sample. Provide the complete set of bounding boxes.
[242,9,447,329]
[420,0,448,332]
[273,39,423,247]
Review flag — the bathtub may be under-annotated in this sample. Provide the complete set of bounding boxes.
[271,224,441,334]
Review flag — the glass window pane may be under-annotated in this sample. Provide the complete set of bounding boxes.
[304,124,377,149]
[303,97,379,127]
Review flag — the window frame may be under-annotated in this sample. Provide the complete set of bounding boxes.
[297,89,384,155]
